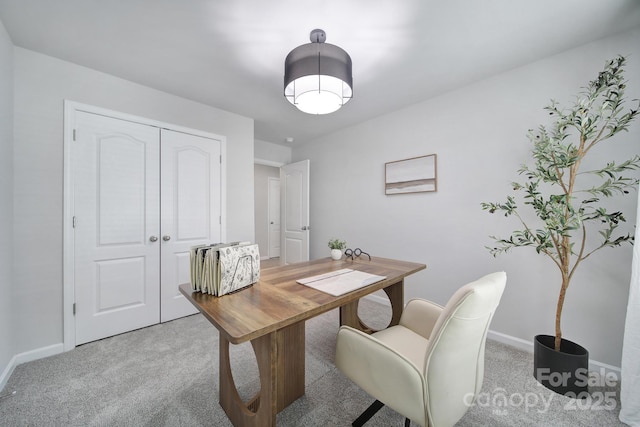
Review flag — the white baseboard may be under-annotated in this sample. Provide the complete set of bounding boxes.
[488,329,534,353]
[363,293,391,307]
[488,330,621,374]
[0,355,16,392]
[363,295,621,374]
[0,343,64,391]
[0,303,622,391]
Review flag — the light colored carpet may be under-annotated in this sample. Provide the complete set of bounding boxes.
[0,299,625,426]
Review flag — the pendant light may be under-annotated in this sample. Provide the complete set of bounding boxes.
[284,29,353,114]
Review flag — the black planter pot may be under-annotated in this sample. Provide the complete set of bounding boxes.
[533,334,589,397]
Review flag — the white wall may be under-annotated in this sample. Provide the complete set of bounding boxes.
[12,48,255,355]
[255,139,292,165]
[0,18,14,389]
[293,27,640,367]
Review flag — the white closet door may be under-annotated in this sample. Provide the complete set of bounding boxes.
[160,129,222,322]
[74,112,161,345]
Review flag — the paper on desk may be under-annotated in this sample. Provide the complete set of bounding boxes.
[297,268,387,296]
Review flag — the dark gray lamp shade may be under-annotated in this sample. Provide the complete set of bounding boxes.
[284,31,353,114]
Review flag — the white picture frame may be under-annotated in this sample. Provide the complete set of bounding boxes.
[385,154,437,195]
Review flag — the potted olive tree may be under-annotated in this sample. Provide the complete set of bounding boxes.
[481,56,639,395]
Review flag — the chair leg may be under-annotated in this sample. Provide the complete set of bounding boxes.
[352,400,385,427]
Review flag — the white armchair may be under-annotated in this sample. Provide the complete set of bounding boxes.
[335,272,506,427]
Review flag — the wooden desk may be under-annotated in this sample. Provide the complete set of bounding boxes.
[179,256,426,427]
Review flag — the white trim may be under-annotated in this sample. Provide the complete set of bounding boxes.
[14,343,63,365]
[63,100,227,351]
[255,158,285,168]
[591,360,621,375]
[487,329,534,353]
[363,293,391,307]
[0,343,64,391]
[363,295,621,373]
[488,330,621,375]
[220,137,227,243]
[0,356,15,392]
[0,304,621,390]
[65,101,226,140]
[63,102,76,351]
[267,176,280,258]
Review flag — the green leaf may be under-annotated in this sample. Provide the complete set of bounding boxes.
[480,55,639,270]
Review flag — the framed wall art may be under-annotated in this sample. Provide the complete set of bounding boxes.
[385,154,437,195]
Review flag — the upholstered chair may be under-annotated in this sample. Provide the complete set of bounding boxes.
[335,271,506,427]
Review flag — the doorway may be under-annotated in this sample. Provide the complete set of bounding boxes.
[253,163,281,259]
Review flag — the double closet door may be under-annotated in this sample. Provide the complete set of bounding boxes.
[72,111,222,345]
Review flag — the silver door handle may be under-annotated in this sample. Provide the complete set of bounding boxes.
[149,236,158,242]
[301,226,311,231]
[162,235,171,241]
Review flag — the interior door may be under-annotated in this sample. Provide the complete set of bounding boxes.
[268,177,281,258]
[160,129,222,322]
[280,160,310,264]
[74,111,160,345]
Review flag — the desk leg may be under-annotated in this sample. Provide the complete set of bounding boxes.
[384,279,404,326]
[340,279,404,333]
[219,321,305,427]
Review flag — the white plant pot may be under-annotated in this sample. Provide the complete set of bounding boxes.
[330,249,343,260]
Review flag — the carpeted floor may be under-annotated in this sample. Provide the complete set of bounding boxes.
[0,299,626,426]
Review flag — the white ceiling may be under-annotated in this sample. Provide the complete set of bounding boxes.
[1,0,639,146]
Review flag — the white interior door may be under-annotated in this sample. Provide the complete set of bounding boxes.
[280,160,310,264]
[268,177,280,258]
[74,111,161,345]
[160,129,222,322]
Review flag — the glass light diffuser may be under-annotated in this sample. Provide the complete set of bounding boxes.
[285,74,352,114]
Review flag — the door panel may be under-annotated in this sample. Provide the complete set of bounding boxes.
[281,160,310,264]
[95,257,145,311]
[98,137,147,244]
[160,129,222,322]
[74,111,160,345]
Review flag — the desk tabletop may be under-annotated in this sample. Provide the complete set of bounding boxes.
[179,256,426,344]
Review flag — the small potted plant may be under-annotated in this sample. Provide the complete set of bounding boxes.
[328,238,347,260]
[481,55,639,396]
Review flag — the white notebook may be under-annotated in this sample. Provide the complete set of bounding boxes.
[297,268,386,296]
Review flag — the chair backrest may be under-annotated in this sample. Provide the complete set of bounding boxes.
[423,271,506,427]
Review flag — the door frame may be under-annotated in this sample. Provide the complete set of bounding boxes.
[254,158,285,260]
[63,100,227,351]
[267,176,281,258]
